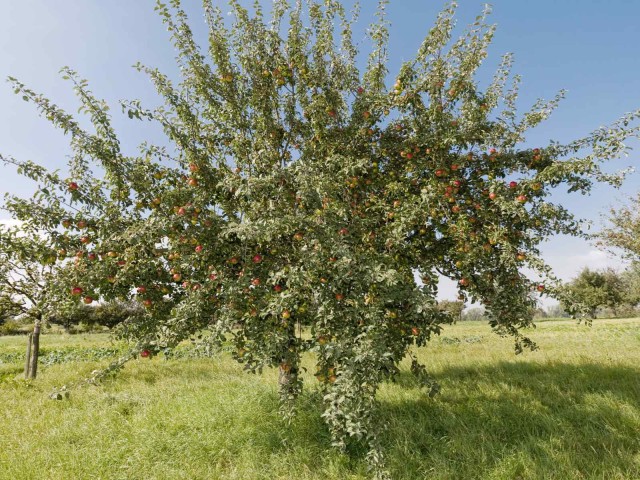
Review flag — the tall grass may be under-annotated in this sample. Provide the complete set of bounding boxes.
[0,318,638,479]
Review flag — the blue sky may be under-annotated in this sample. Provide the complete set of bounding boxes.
[1,0,639,304]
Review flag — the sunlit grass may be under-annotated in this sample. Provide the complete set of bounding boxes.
[1,318,638,479]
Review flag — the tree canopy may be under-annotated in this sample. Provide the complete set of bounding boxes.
[0,223,69,325]
[560,267,628,319]
[2,1,640,475]
[598,193,640,260]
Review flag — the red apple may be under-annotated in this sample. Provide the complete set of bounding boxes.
[77,220,87,229]
[137,286,147,294]
[172,273,182,281]
[83,296,93,304]
[71,286,83,296]
[188,178,198,187]
[338,228,348,236]
[509,181,518,189]
[293,232,304,241]
[252,254,263,264]
[489,192,497,200]
[251,278,261,286]
[61,219,72,228]
[80,235,91,244]
[142,299,153,308]
[229,256,239,265]
[177,207,187,216]
[140,349,151,358]
[537,284,545,292]
[189,163,199,172]
[357,86,364,94]
[68,182,78,191]
[459,278,470,287]
[87,252,97,261]
[195,245,203,253]
[335,293,344,301]
[274,284,283,293]
[517,195,527,203]
[282,310,291,320]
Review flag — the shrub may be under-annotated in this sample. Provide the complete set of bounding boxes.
[0,319,26,336]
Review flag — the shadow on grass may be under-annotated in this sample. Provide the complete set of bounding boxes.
[377,361,640,479]
[59,359,639,479]
[281,361,640,479]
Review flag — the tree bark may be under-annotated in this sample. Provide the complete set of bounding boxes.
[27,320,41,379]
[24,333,32,379]
[278,363,298,390]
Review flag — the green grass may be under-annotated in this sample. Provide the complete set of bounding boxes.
[1,318,639,480]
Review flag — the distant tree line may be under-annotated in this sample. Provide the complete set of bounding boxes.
[0,300,144,335]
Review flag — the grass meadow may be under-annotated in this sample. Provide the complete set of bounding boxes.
[0,318,639,480]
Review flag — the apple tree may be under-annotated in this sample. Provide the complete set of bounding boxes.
[0,220,74,378]
[4,0,640,473]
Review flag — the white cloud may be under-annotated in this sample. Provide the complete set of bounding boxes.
[538,239,628,308]
[545,248,627,282]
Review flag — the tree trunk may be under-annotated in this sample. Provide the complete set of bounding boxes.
[24,333,32,379]
[278,363,298,390]
[27,320,41,379]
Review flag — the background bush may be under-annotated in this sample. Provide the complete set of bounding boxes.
[0,319,30,336]
[49,300,145,332]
